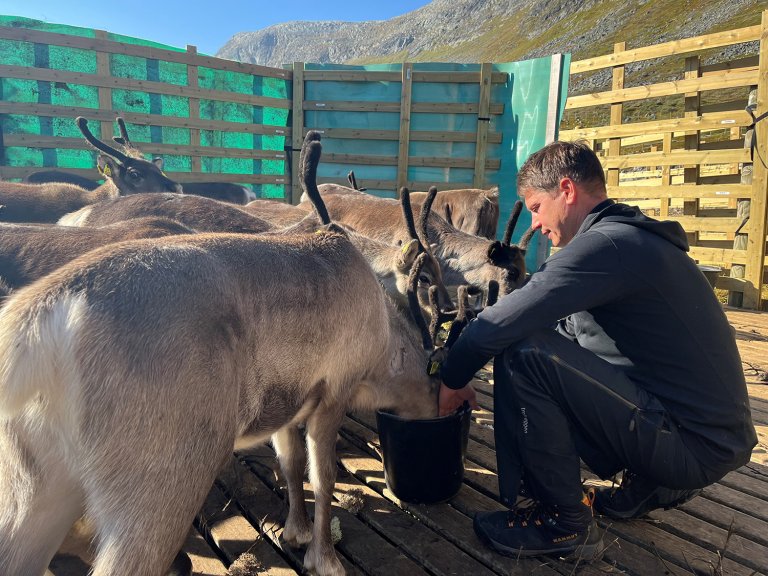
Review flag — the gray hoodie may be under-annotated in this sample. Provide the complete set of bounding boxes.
[441,200,757,470]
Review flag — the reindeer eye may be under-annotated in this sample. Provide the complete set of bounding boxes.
[127,169,141,181]
[418,275,431,284]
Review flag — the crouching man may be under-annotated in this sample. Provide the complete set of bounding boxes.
[437,141,757,560]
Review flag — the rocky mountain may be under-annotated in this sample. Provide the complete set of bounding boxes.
[216,0,764,82]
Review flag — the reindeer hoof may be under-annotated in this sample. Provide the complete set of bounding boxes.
[283,516,313,546]
[303,544,345,576]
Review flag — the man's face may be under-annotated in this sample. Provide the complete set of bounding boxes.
[523,185,578,247]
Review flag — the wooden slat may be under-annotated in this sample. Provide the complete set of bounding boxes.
[397,63,413,193]
[94,30,113,145]
[304,126,502,144]
[303,100,503,115]
[473,63,492,188]
[186,45,202,173]
[566,69,758,110]
[601,149,750,169]
[668,215,742,233]
[291,61,305,205]
[701,55,760,75]
[2,134,287,160]
[607,43,626,189]
[0,101,291,137]
[0,64,292,109]
[570,25,761,74]
[302,70,507,84]
[322,152,500,170]
[0,25,292,80]
[744,9,768,309]
[688,246,747,265]
[560,109,752,140]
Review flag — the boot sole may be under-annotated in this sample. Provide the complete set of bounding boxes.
[596,488,702,520]
[475,523,606,562]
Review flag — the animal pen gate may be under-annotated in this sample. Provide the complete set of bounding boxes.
[560,10,768,310]
[0,15,568,270]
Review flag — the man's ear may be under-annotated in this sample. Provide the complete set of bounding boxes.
[97,155,119,180]
[561,177,578,205]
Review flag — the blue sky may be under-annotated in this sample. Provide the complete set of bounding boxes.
[1,0,432,55]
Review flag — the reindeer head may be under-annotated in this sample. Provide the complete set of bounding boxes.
[76,117,182,195]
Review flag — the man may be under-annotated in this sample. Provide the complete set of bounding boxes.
[437,141,757,561]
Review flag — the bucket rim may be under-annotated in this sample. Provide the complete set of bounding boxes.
[376,402,471,425]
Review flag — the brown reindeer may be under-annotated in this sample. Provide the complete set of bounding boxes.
[0,218,195,300]
[0,214,442,576]
[300,190,527,299]
[58,192,275,234]
[242,198,312,227]
[409,186,500,239]
[0,117,181,223]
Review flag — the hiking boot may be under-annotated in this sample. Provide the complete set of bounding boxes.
[593,470,702,520]
[473,490,605,561]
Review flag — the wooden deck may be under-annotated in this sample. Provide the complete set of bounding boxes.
[49,307,768,576]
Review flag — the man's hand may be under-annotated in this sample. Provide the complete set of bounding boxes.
[439,382,478,416]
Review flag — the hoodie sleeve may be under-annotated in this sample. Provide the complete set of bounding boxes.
[440,229,634,389]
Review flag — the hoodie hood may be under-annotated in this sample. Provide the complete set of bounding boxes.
[578,199,689,252]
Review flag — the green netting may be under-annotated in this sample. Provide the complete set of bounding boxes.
[0,15,290,198]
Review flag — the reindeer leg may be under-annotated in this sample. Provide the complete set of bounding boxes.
[302,404,346,576]
[0,421,84,576]
[272,425,313,545]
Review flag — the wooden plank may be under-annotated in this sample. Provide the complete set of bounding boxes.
[290,62,305,205]
[183,527,228,576]
[397,63,413,193]
[683,56,702,248]
[559,110,752,140]
[570,25,761,74]
[0,25,292,80]
[601,149,750,169]
[186,45,202,174]
[659,132,673,217]
[0,102,291,138]
[0,64,292,109]
[566,69,758,110]
[607,43,626,190]
[688,246,747,265]
[1,134,287,161]
[701,55,760,75]
[321,152,500,170]
[94,30,113,146]
[608,183,752,199]
[744,9,768,309]
[304,126,502,144]
[303,100,503,115]
[472,63,492,188]
[302,70,507,84]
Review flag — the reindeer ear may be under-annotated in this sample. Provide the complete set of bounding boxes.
[153,157,165,170]
[113,136,126,146]
[397,238,420,270]
[96,155,119,180]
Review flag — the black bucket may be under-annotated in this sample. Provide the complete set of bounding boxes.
[697,264,721,289]
[376,404,471,504]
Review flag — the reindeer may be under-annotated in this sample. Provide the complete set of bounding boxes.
[24,169,100,190]
[58,192,274,234]
[0,117,181,223]
[290,134,454,315]
[300,190,527,300]
[0,186,443,576]
[241,198,312,227]
[111,118,256,205]
[409,186,500,239]
[0,218,195,300]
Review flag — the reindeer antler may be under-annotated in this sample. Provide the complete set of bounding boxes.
[417,186,438,250]
[502,200,523,246]
[518,227,537,251]
[76,117,130,163]
[300,138,332,226]
[484,280,500,307]
[400,187,425,252]
[406,252,434,351]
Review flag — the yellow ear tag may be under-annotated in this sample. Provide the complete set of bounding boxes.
[101,164,112,177]
[428,360,441,376]
[441,320,454,332]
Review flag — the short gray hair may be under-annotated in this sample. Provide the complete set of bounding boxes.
[517,141,606,197]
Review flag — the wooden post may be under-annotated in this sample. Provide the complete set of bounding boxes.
[186,45,202,174]
[95,31,113,145]
[473,62,492,188]
[396,63,414,196]
[729,87,756,308]
[660,131,673,218]
[743,9,768,309]
[605,42,626,197]
[682,56,701,248]
[290,62,305,205]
